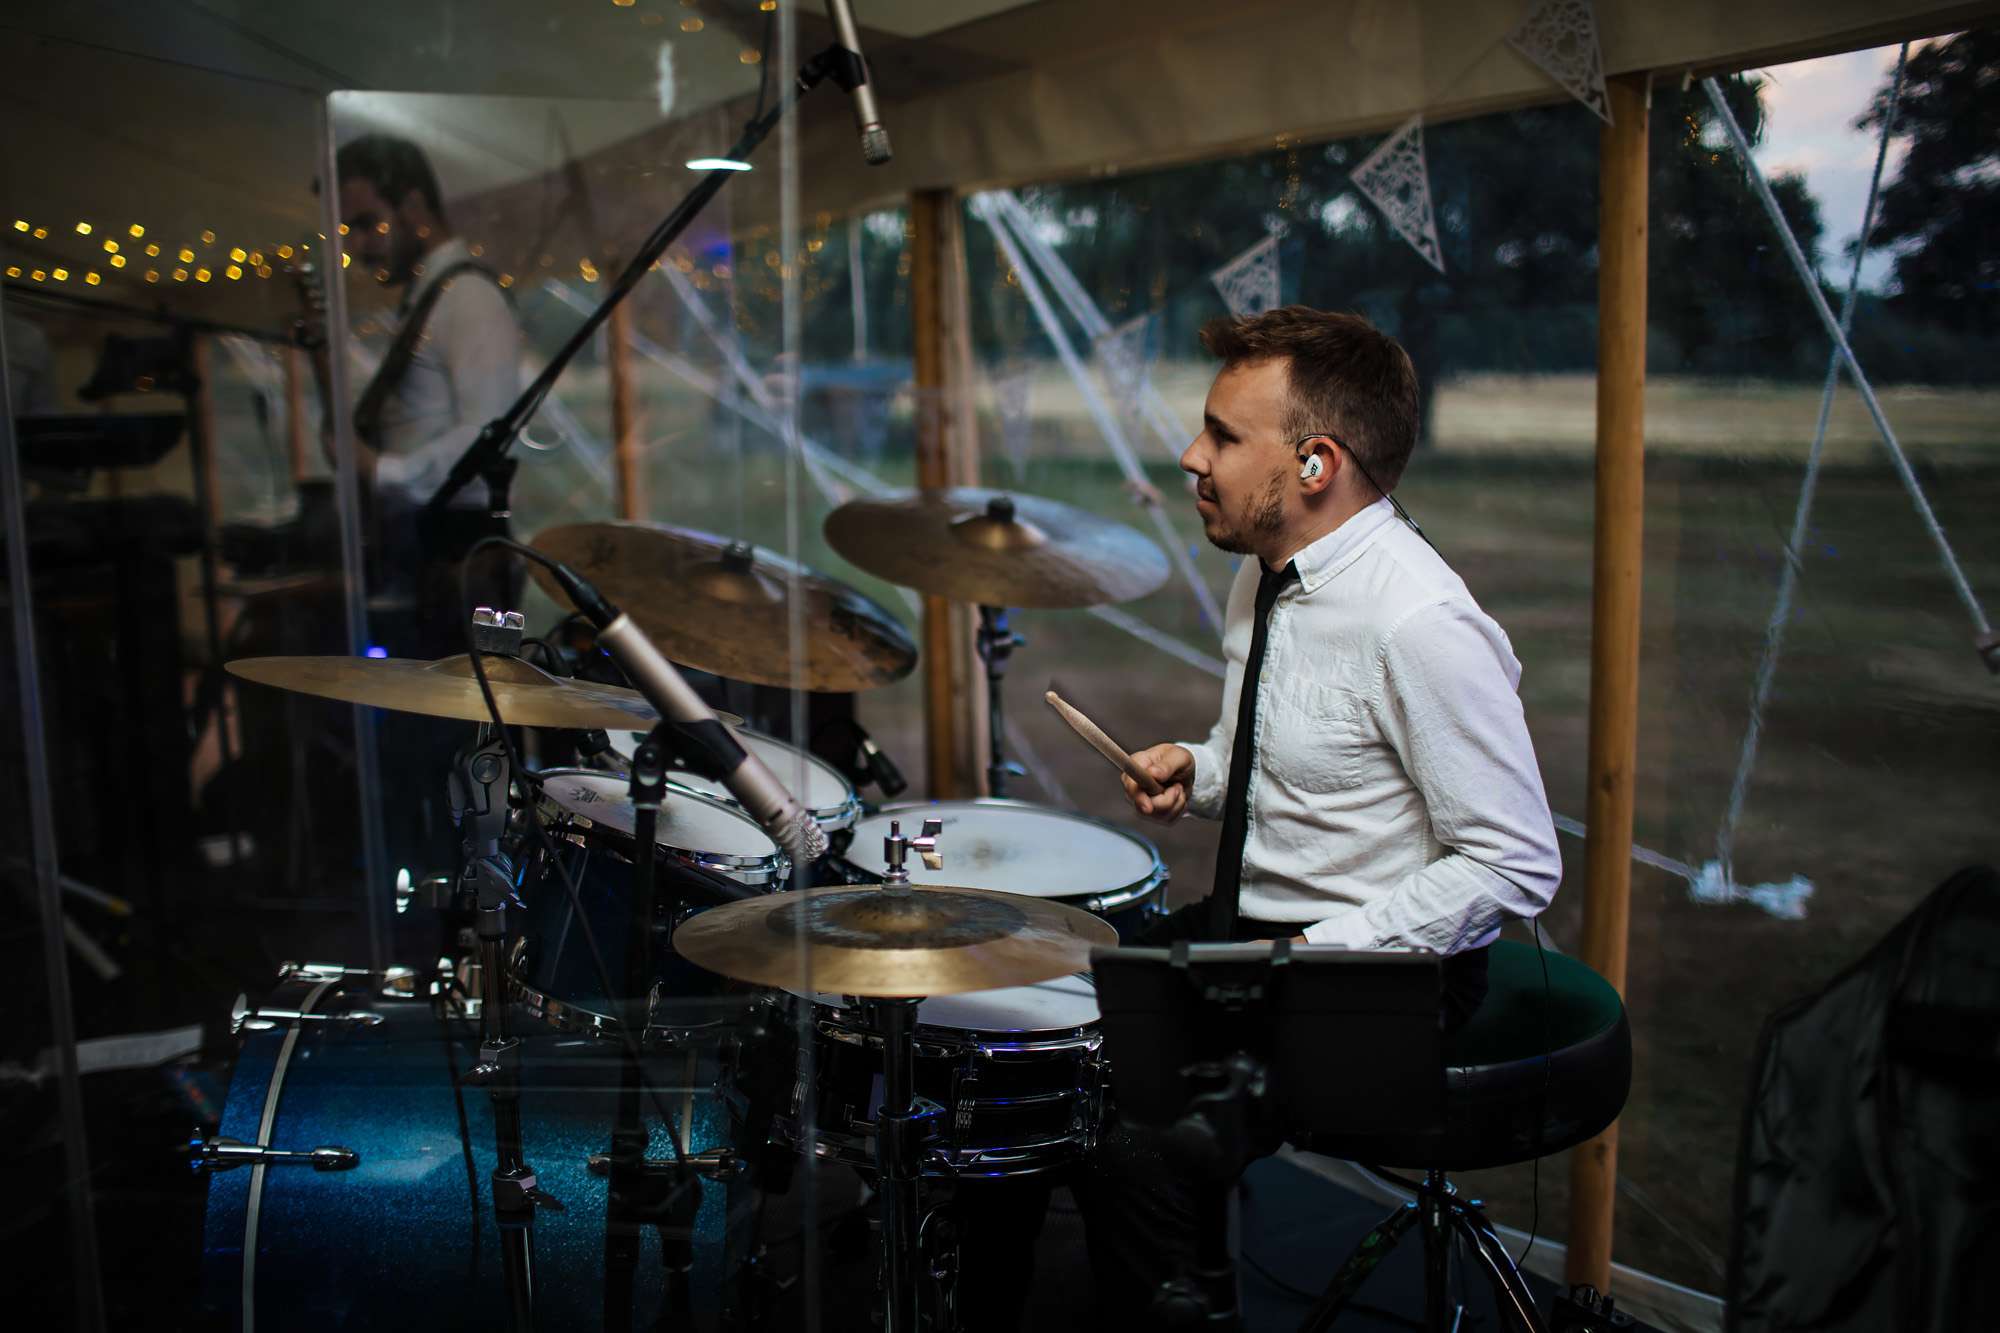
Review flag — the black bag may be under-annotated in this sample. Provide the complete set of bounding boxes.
[1727,864,2000,1331]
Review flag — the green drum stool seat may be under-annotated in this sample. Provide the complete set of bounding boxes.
[1291,939,1633,1332]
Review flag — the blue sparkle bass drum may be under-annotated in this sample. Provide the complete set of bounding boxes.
[198,964,778,1330]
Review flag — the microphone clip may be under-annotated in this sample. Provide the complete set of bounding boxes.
[803,45,870,96]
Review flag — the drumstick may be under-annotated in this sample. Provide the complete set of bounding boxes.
[1044,689,1165,796]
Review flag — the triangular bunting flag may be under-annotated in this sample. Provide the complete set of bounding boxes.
[1210,234,1281,317]
[1093,311,1153,406]
[1349,114,1446,274]
[1506,0,1613,124]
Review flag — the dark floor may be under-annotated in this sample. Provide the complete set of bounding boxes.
[768,1160,1598,1333]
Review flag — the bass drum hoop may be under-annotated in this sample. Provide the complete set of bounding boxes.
[863,797,1167,915]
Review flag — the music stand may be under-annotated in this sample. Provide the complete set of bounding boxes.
[1091,942,1444,1330]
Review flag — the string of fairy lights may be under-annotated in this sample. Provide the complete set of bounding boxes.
[5,215,335,293]
[3,3,855,312]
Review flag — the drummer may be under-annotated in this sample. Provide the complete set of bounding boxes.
[1086,306,1562,1312]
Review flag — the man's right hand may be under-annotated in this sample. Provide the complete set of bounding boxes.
[1122,743,1194,824]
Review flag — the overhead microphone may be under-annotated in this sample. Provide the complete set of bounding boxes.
[822,0,892,165]
[543,561,829,866]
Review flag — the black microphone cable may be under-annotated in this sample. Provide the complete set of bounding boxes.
[456,534,690,1173]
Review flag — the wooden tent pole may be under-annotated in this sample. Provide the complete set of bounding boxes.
[1569,69,1650,1295]
[909,188,985,799]
[607,301,642,520]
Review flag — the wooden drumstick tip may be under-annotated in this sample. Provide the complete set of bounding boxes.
[1044,689,1165,797]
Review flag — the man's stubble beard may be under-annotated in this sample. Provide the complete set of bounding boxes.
[1204,469,1288,556]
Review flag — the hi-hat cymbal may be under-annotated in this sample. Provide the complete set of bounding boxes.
[226,654,722,731]
[822,489,1170,609]
[529,523,918,693]
[670,884,1117,998]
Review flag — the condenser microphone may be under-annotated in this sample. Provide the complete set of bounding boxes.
[544,563,828,865]
[823,0,892,165]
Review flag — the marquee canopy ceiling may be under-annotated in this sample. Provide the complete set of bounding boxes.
[3,0,1990,336]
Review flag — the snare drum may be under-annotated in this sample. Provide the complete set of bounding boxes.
[607,726,863,835]
[847,800,1167,938]
[776,974,1104,1178]
[511,769,788,1040]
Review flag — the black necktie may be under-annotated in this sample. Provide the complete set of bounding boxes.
[1208,560,1298,941]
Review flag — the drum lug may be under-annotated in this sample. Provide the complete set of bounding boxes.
[951,1074,978,1138]
[187,1133,359,1174]
[232,992,386,1035]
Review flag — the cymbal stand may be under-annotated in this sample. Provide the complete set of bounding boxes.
[451,712,560,1333]
[604,726,701,1329]
[975,606,1026,798]
[866,819,943,1333]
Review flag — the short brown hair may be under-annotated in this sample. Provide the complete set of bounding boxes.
[1199,307,1421,490]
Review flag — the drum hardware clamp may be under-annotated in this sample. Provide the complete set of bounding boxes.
[883,818,945,879]
[231,993,385,1035]
[471,606,528,656]
[187,1133,359,1174]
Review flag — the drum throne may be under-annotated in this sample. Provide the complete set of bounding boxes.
[1291,940,1632,1332]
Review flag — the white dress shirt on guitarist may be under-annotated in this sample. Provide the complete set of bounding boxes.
[350,237,522,509]
[1176,497,1561,952]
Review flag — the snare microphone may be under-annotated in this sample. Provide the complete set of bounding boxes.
[543,562,828,865]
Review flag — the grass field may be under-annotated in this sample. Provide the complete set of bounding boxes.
[200,361,1999,1295]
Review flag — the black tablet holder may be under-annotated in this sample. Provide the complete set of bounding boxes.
[1090,941,1445,1330]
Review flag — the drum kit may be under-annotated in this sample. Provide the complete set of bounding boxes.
[207,489,1176,1330]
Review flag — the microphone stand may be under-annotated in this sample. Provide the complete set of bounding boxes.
[422,39,872,530]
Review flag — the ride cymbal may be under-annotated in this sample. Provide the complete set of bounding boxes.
[227,654,676,731]
[822,489,1169,609]
[530,522,918,693]
[670,884,1117,998]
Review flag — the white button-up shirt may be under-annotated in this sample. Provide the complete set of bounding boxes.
[354,238,523,509]
[1176,497,1561,953]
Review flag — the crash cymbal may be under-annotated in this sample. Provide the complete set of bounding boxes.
[225,654,724,731]
[529,523,918,693]
[822,489,1170,609]
[670,884,1117,998]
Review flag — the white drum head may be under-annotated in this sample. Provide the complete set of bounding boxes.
[790,973,1099,1034]
[915,973,1099,1033]
[849,802,1159,899]
[539,769,779,859]
[611,728,857,825]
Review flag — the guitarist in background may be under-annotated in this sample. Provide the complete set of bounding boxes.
[323,133,525,660]
[307,134,526,885]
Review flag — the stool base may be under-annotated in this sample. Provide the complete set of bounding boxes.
[1298,1169,1548,1333]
